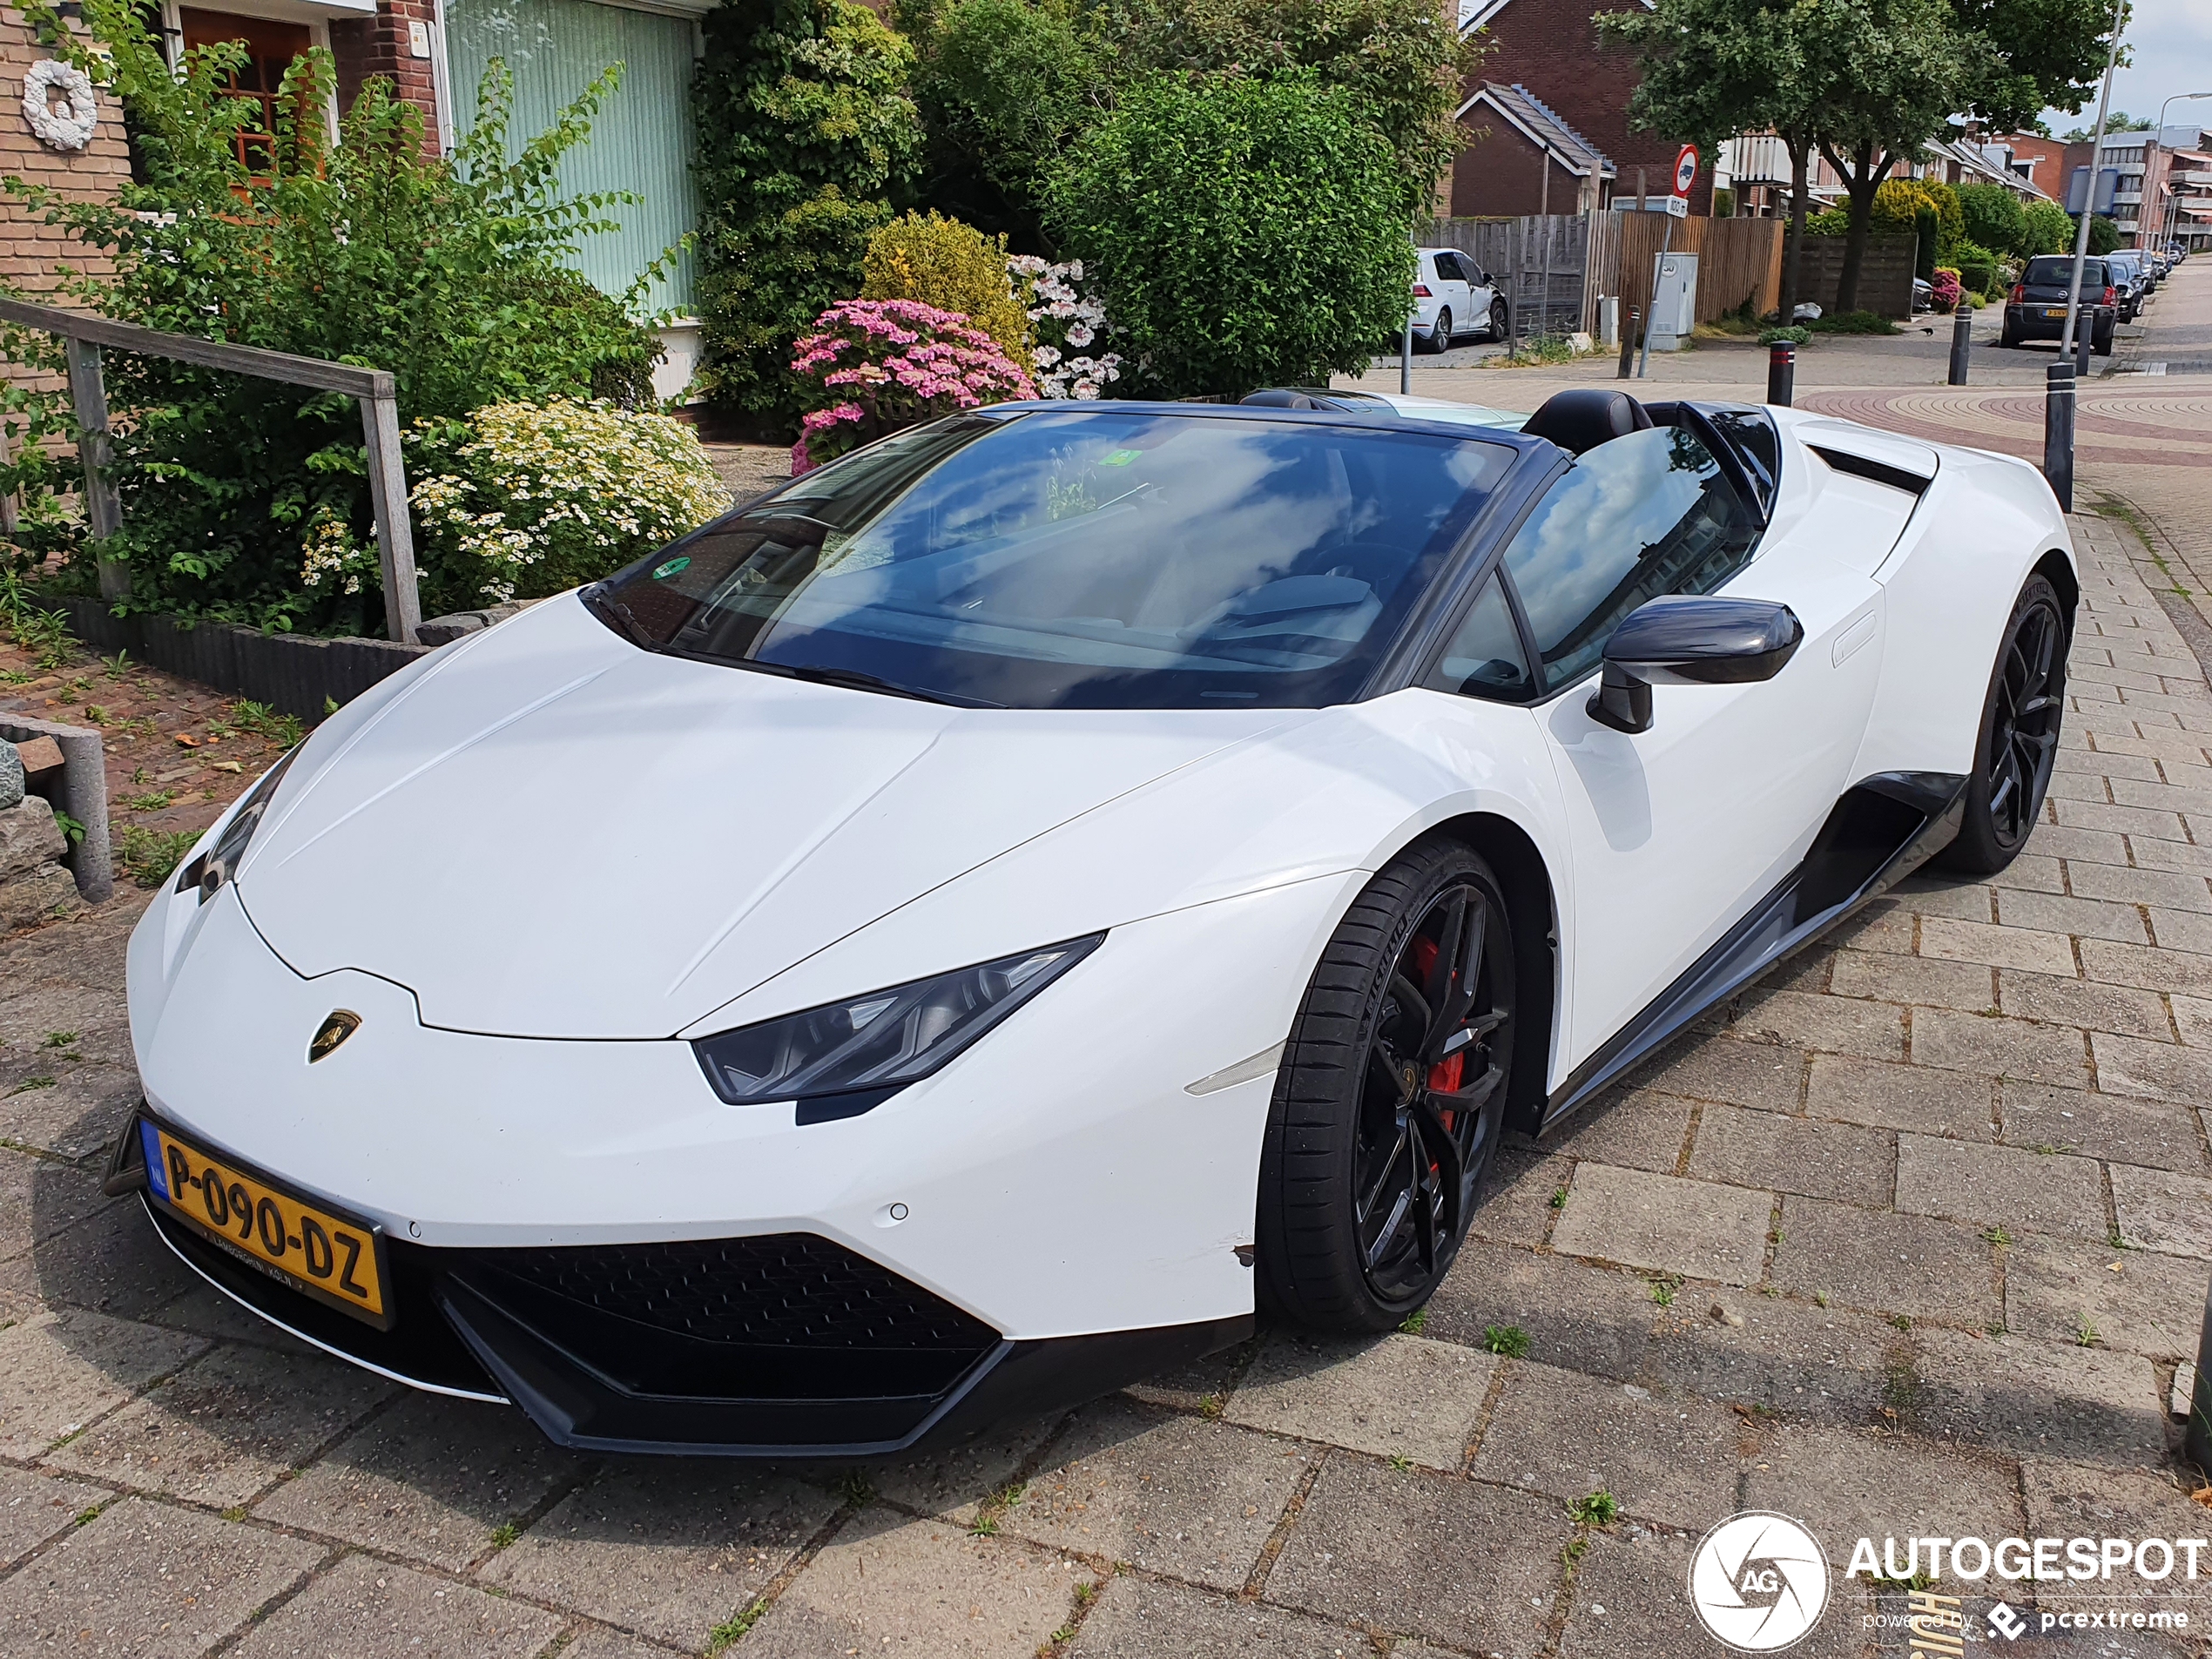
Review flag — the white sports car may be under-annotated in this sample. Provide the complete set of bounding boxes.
[113,387,2075,1456]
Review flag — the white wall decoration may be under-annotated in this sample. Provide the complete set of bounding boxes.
[24,59,98,152]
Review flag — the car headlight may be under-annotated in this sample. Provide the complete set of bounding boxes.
[177,746,300,904]
[692,934,1104,1116]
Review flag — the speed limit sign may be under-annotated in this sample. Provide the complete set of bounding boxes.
[1672,145,1699,197]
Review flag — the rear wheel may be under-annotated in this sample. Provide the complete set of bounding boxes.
[1257,839,1516,1331]
[1939,575,2067,874]
[1426,308,1453,354]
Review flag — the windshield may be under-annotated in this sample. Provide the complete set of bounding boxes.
[589,408,1514,709]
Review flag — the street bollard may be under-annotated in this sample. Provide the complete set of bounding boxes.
[2190,1274,2212,1475]
[1767,342,1796,408]
[1615,307,1639,380]
[1400,315,1412,395]
[2075,322,2094,380]
[2043,361,2075,513]
[1947,309,1972,386]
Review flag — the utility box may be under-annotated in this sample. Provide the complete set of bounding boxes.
[1649,252,1699,352]
[1598,296,1620,350]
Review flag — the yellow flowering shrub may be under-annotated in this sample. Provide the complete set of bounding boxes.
[861,211,1032,367]
[405,401,729,611]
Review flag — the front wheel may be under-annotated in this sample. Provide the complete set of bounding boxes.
[1257,839,1516,1332]
[1487,300,1508,341]
[1938,574,2067,874]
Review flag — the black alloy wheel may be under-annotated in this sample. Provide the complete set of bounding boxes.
[1428,307,1453,354]
[1939,574,2067,874]
[1488,299,1509,342]
[1258,839,1517,1330]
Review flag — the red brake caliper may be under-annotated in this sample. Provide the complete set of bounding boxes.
[1407,935,1464,1130]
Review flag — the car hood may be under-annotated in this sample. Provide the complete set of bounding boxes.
[237,597,1293,1038]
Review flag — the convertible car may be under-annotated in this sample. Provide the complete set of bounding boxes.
[111,386,2074,1456]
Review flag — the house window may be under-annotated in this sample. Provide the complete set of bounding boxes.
[179,8,314,172]
[443,0,700,314]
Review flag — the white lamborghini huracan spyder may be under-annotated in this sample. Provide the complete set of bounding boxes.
[114,387,2074,1455]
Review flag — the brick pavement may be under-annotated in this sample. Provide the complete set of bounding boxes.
[4,380,2212,1657]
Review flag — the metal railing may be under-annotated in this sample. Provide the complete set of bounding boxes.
[0,297,421,643]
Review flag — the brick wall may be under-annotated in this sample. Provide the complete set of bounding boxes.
[0,6,131,300]
[329,0,442,154]
[1454,0,1712,217]
[1449,120,1586,219]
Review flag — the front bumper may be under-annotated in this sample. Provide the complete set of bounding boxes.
[123,1148,1244,1454]
[125,868,1351,1452]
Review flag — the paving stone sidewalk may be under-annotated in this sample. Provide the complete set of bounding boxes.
[6,508,2212,1659]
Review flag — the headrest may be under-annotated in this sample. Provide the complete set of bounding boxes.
[1520,388,1654,455]
[1239,389,1327,410]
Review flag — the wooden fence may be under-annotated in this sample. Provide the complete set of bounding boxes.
[1780,233,1919,320]
[1424,215,1593,338]
[1607,215,1786,328]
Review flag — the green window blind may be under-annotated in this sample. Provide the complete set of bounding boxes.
[444,0,700,314]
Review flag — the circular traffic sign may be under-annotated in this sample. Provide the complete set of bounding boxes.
[1674,144,1700,197]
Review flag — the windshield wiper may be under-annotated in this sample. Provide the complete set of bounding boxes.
[582,585,657,651]
[782,664,1003,709]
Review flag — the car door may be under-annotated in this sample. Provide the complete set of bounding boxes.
[1497,424,1885,1089]
[1432,252,1474,336]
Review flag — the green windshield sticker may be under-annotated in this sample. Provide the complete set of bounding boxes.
[1099,449,1143,467]
[652,556,691,579]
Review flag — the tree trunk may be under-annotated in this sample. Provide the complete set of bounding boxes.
[1779,130,1812,319]
[1820,139,1898,317]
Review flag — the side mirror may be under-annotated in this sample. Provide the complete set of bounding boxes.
[1588,595,1804,734]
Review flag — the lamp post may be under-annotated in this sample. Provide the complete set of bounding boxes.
[2059,0,2126,363]
[2154,91,2212,253]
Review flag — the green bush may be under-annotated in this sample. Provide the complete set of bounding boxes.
[861,211,1031,365]
[2020,199,2073,257]
[1045,73,1413,398]
[1954,183,2027,259]
[406,401,730,611]
[2087,215,2121,256]
[1758,325,1811,346]
[1804,207,1851,236]
[899,0,1103,245]
[1808,311,1900,334]
[1957,260,1998,297]
[7,1,668,637]
[692,0,922,434]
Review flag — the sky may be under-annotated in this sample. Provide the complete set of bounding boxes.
[2039,0,2212,138]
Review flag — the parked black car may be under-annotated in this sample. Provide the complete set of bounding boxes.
[2002,256,2116,354]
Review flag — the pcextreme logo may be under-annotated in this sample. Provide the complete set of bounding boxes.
[1689,1512,1831,1651]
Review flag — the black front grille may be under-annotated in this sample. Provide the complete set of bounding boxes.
[469,1234,995,1352]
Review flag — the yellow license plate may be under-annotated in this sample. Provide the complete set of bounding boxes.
[140,1116,391,1328]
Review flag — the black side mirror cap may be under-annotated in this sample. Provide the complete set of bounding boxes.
[1588,595,1804,734]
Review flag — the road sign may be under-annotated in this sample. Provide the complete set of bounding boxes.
[1673,145,1700,198]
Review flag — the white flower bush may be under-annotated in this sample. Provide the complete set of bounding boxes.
[1008,256,1124,400]
[405,400,728,609]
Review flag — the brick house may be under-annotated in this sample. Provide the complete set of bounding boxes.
[1450,0,1714,218]
[2,0,705,397]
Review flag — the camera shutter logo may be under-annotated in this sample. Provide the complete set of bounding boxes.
[1689,1512,1831,1651]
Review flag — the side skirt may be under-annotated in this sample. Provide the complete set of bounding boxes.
[1537,770,1966,1133]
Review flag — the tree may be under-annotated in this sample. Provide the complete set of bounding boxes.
[691,0,923,432]
[898,0,1104,248]
[1086,0,1487,218]
[1952,0,2121,133]
[2060,109,2153,141]
[2087,212,2121,253]
[1595,0,1824,314]
[2020,197,2072,254]
[1811,0,1988,313]
[1045,73,1412,396]
[1954,180,2027,254]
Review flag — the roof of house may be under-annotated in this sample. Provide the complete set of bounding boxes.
[1455,82,1616,179]
[1931,136,2054,201]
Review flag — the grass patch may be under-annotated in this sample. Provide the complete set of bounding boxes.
[487,1521,521,1549]
[119,825,201,888]
[2075,1315,2101,1347]
[1483,1324,1531,1358]
[40,1031,77,1049]
[1648,1276,1680,1308]
[1983,1224,2013,1246]
[1548,1186,1568,1210]
[707,1598,770,1653]
[230,699,307,748]
[1569,1491,1619,1527]
[123,790,178,813]
[1484,334,1582,368]
[1399,1307,1428,1336]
